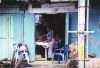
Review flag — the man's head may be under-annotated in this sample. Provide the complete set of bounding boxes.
[47,26,52,32]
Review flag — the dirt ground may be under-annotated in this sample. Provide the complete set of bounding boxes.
[25,61,66,68]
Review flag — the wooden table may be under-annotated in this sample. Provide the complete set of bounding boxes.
[35,42,49,61]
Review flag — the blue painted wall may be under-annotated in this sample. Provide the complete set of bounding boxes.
[65,6,100,58]
[13,14,24,42]
[13,13,35,61]
[0,14,14,60]
[68,13,78,44]
[0,6,35,61]
[88,5,100,57]
[24,13,35,61]
[66,7,100,58]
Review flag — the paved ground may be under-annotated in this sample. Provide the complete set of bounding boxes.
[25,61,66,68]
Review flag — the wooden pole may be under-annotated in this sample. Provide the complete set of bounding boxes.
[78,0,85,68]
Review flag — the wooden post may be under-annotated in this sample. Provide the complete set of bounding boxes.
[78,0,85,68]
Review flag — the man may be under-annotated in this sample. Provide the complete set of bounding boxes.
[47,27,55,58]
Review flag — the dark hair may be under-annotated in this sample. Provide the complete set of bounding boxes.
[47,26,53,31]
[18,43,22,48]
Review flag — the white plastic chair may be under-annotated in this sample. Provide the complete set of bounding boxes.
[14,43,29,65]
[22,50,29,64]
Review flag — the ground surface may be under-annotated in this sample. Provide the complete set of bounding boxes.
[25,61,66,68]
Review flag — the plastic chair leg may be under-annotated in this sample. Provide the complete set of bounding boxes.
[24,53,29,64]
[52,54,54,64]
[58,55,60,64]
[64,54,68,61]
[62,54,65,64]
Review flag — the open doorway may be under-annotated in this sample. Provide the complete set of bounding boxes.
[35,13,66,61]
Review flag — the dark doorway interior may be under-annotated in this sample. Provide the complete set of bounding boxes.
[42,14,65,47]
[35,13,66,60]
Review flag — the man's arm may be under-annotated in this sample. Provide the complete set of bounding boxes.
[36,34,47,38]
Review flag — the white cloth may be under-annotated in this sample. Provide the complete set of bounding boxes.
[35,42,49,48]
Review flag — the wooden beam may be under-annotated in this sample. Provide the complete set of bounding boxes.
[28,3,77,14]
[51,0,77,2]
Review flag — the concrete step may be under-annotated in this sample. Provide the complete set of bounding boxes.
[85,58,100,68]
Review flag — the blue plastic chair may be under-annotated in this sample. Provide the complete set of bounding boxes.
[52,45,68,64]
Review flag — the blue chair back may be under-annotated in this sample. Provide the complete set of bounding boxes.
[52,44,68,64]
